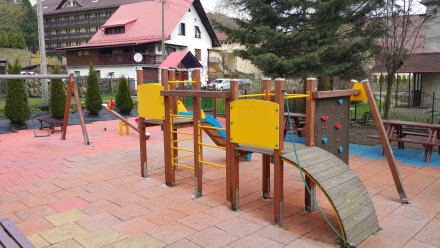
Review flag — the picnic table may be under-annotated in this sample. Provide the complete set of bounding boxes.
[284,112,306,137]
[368,119,440,162]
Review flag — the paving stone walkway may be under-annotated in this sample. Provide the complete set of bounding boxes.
[1,119,440,247]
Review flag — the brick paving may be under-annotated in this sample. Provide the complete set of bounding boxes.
[1,118,440,247]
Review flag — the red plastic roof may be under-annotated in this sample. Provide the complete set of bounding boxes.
[160,51,202,69]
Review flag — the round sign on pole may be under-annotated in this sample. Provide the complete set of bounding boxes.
[134,53,143,63]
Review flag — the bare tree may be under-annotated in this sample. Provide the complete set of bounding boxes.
[0,0,25,31]
[379,0,438,119]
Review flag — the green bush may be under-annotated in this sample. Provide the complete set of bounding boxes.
[115,76,133,114]
[85,64,102,115]
[5,60,30,127]
[49,66,66,118]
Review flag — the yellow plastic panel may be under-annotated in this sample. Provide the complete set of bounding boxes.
[137,84,165,120]
[351,82,368,102]
[230,99,280,149]
[177,100,206,119]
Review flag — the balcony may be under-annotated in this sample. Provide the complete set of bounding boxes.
[67,52,163,66]
[44,17,109,28]
[45,31,96,41]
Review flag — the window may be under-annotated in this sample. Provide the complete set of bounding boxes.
[178,23,186,36]
[194,26,201,39]
[105,26,125,35]
[195,49,201,60]
[77,50,90,56]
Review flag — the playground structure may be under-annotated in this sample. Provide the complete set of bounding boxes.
[136,63,408,246]
[0,74,89,145]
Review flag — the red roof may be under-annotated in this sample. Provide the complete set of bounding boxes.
[370,53,440,73]
[160,51,202,69]
[61,0,219,50]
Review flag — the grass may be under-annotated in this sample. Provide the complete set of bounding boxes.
[0,97,45,118]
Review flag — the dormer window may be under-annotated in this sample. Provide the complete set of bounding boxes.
[63,0,80,8]
[178,23,186,36]
[105,26,125,35]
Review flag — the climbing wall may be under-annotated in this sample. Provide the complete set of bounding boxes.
[314,96,350,164]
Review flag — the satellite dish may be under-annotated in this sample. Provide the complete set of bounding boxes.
[134,53,143,63]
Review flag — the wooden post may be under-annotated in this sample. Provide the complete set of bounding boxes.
[229,79,240,210]
[137,68,148,177]
[362,80,409,203]
[192,69,203,197]
[61,75,73,140]
[305,78,317,212]
[274,78,285,226]
[262,79,271,199]
[61,74,89,145]
[162,69,175,186]
[225,87,232,202]
[169,70,179,172]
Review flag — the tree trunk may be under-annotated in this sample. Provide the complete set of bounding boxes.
[384,71,395,119]
[317,75,331,91]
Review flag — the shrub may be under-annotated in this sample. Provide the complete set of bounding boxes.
[115,76,133,114]
[5,60,30,127]
[85,64,102,115]
[49,66,66,118]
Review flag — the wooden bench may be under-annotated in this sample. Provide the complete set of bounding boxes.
[367,134,439,162]
[36,116,64,133]
[0,219,35,248]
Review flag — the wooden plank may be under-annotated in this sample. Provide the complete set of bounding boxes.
[305,158,344,174]
[299,156,341,170]
[331,184,368,210]
[0,228,17,248]
[326,178,363,202]
[362,80,408,203]
[312,166,350,182]
[236,145,274,155]
[311,89,359,99]
[342,203,376,231]
[161,90,230,98]
[1,219,35,248]
[338,193,371,220]
[319,170,357,190]
[347,214,379,246]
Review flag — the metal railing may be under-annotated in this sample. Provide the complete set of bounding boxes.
[392,90,440,123]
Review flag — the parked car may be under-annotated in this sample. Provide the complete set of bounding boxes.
[209,78,230,91]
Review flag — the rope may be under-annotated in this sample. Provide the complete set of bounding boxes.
[284,93,354,248]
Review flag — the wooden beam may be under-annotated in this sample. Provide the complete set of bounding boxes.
[305,78,317,212]
[193,69,203,198]
[229,79,240,210]
[362,80,409,203]
[73,80,89,145]
[312,89,360,99]
[274,78,285,226]
[262,79,271,199]
[61,75,73,140]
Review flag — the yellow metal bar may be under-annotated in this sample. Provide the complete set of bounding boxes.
[200,160,225,169]
[171,130,193,135]
[238,93,266,98]
[173,138,193,143]
[198,125,226,131]
[285,94,309,99]
[199,142,226,150]
[172,146,194,153]
[176,154,194,160]
[172,163,195,170]
[168,80,196,84]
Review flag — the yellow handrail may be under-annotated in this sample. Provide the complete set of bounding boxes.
[238,93,266,98]
[168,80,196,84]
[171,130,193,135]
[175,154,193,160]
[199,125,226,131]
[173,163,194,170]
[285,94,309,99]
[199,142,226,150]
[173,138,193,143]
[200,160,225,169]
[171,147,194,153]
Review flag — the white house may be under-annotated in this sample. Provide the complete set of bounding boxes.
[62,0,219,85]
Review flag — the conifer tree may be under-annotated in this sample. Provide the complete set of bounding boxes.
[217,0,384,86]
[5,59,30,127]
[115,76,133,115]
[20,0,38,52]
[49,66,66,118]
[85,65,102,115]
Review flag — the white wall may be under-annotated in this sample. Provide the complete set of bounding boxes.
[166,5,212,84]
[421,72,440,96]
[68,65,138,83]
[425,4,440,52]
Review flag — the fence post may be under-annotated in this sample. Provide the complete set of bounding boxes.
[432,91,435,124]
[379,75,383,113]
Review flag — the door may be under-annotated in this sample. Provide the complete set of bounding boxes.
[413,73,422,107]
